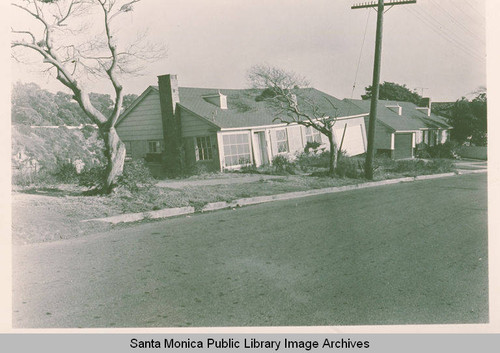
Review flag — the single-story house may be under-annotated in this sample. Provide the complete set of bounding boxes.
[116,74,368,173]
[345,99,452,159]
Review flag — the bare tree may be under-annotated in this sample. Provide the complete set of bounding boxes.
[248,64,340,175]
[11,0,164,193]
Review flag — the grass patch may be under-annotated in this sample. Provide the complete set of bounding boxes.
[13,156,457,244]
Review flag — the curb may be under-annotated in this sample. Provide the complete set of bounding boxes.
[81,171,478,225]
[457,169,488,175]
[84,206,195,225]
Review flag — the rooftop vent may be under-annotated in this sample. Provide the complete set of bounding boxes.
[386,104,402,116]
[203,91,227,110]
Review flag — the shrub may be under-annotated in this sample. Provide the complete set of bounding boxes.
[239,164,260,174]
[304,141,322,153]
[52,160,79,183]
[144,153,163,163]
[424,159,456,173]
[425,141,460,159]
[272,154,296,175]
[118,159,155,192]
[393,159,427,173]
[295,151,330,172]
[78,164,107,190]
[390,158,455,175]
[336,156,362,179]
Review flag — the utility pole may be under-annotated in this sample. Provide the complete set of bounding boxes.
[352,0,416,179]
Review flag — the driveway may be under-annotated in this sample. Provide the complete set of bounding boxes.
[454,159,487,173]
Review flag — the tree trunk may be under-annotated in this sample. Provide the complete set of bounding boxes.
[328,133,338,176]
[102,126,126,194]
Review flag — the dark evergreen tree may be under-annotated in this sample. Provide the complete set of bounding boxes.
[362,81,424,105]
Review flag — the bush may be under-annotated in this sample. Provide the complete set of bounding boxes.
[424,159,456,173]
[79,160,155,193]
[272,154,296,175]
[118,159,155,192]
[424,141,460,159]
[295,151,330,172]
[78,164,107,190]
[304,141,322,153]
[390,158,455,175]
[336,156,362,179]
[52,161,79,183]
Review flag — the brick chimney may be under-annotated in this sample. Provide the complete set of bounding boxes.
[158,74,183,175]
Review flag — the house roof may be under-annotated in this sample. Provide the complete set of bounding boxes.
[118,85,367,130]
[345,99,451,132]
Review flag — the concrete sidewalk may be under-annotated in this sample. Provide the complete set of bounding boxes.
[454,159,487,173]
[155,174,286,189]
[84,170,488,225]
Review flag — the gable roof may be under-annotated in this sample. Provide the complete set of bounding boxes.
[116,86,157,127]
[345,99,451,132]
[118,85,368,129]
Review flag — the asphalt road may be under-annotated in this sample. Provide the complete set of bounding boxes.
[12,173,488,328]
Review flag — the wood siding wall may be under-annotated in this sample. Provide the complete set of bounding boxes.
[180,108,218,138]
[363,116,392,151]
[116,91,163,141]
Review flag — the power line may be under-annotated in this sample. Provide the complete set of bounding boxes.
[463,0,485,19]
[403,6,485,63]
[452,1,485,25]
[406,7,484,61]
[410,5,484,52]
[351,9,371,99]
[428,0,485,44]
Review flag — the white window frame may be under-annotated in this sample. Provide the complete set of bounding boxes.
[195,136,214,161]
[304,126,322,144]
[222,132,252,168]
[275,128,289,153]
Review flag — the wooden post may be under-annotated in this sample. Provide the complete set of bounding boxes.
[351,0,417,179]
[365,0,384,179]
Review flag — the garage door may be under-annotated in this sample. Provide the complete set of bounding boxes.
[394,133,413,159]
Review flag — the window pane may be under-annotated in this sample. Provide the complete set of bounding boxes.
[222,133,252,166]
[195,136,213,161]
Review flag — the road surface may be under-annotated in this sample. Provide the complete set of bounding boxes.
[13,173,488,327]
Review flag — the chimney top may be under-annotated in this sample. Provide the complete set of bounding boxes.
[416,97,432,116]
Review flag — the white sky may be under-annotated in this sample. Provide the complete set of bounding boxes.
[9,0,487,102]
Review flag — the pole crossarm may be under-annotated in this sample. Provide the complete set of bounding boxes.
[351,0,416,10]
